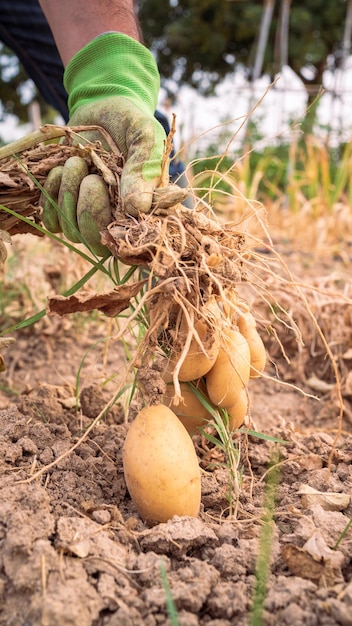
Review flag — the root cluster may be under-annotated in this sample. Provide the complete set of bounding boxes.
[0,125,249,382]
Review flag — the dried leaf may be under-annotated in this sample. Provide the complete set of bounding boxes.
[0,172,19,187]
[298,484,351,511]
[101,228,155,266]
[0,337,15,349]
[0,241,7,266]
[67,538,91,558]
[0,337,15,372]
[47,281,146,317]
[59,396,80,410]
[281,543,325,583]
[304,530,338,561]
[281,530,344,586]
[0,230,11,266]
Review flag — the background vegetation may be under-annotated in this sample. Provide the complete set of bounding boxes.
[1,0,352,212]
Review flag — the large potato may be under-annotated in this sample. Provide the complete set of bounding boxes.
[122,404,201,523]
[206,328,251,408]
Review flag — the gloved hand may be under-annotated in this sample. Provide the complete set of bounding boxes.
[41,33,186,256]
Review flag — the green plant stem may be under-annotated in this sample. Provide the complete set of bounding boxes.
[159,561,180,626]
[334,516,352,550]
[0,125,68,159]
[250,448,281,626]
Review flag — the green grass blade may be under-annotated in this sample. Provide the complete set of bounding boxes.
[242,428,289,445]
[250,448,281,626]
[0,204,114,273]
[333,516,352,550]
[159,561,180,626]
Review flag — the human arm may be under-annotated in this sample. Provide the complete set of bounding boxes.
[38,1,187,255]
[38,0,142,65]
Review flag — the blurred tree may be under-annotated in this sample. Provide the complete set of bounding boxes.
[139,0,349,101]
[0,2,350,137]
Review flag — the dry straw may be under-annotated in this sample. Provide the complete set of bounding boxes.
[0,111,350,476]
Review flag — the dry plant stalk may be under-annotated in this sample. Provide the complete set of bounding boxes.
[4,119,349,485]
[2,123,346,456]
[0,124,248,405]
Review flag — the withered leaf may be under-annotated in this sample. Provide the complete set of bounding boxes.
[305,374,335,393]
[47,280,146,317]
[0,172,19,187]
[0,337,15,349]
[0,241,7,266]
[281,543,324,583]
[281,531,344,587]
[0,337,16,370]
[298,484,351,511]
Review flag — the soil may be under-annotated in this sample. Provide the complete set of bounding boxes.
[0,234,351,626]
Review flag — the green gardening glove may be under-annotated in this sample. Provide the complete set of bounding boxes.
[41,33,186,256]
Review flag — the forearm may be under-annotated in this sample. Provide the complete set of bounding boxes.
[38,0,142,66]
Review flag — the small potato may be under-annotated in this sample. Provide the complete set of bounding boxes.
[206,328,251,408]
[236,309,266,378]
[122,405,201,523]
[226,386,248,430]
[163,380,212,435]
[164,297,221,382]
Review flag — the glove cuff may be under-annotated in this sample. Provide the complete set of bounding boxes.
[64,33,160,117]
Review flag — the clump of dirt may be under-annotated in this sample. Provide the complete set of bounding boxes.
[0,314,351,625]
[0,132,352,624]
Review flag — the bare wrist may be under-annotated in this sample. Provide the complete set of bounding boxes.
[39,0,142,65]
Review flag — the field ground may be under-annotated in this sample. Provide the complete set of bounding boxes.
[0,214,351,626]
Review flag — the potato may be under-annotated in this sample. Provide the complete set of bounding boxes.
[206,328,251,408]
[164,297,221,382]
[163,380,212,435]
[122,404,201,523]
[236,309,266,378]
[226,386,248,430]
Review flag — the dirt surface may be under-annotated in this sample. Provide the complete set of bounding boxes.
[0,234,351,626]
